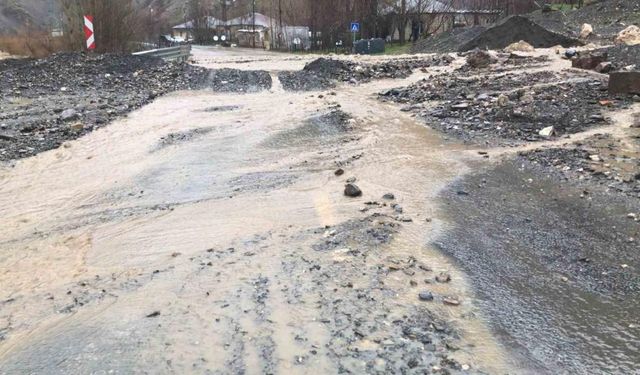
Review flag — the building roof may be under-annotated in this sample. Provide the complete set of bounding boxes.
[226,12,275,28]
[173,16,225,30]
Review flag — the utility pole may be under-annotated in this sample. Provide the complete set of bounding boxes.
[252,0,256,48]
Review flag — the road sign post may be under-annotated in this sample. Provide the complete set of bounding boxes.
[84,15,95,50]
[350,22,360,50]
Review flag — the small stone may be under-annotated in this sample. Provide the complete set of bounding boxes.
[435,272,451,283]
[443,297,460,306]
[497,94,509,107]
[539,126,555,137]
[382,193,395,200]
[60,109,78,120]
[344,183,362,197]
[589,154,602,162]
[69,122,84,131]
[334,168,344,176]
[419,291,434,301]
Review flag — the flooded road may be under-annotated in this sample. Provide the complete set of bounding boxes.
[0,52,507,374]
[1,47,639,374]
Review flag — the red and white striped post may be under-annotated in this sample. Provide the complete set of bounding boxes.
[83,15,95,50]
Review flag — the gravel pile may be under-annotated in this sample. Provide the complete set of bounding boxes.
[278,56,453,91]
[380,70,632,143]
[205,68,272,92]
[412,16,579,53]
[459,16,581,52]
[0,52,208,161]
[410,26,486,54]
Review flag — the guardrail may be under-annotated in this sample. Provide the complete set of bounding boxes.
[133,45,191,62]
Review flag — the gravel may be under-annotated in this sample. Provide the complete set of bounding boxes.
[204,68,272,92]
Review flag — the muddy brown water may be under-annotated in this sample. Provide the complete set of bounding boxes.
[1,47,638,374]
[0,55,508,374]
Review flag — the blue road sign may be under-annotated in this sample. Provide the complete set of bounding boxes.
[350,22,360,33]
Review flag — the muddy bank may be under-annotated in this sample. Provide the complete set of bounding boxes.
[278,56,453,91]
[434,159,640,373]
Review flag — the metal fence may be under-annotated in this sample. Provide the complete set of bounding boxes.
[133,45,192,62]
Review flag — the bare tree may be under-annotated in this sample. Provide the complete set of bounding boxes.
[58,0,139,52]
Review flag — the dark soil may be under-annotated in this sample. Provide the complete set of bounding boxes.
[204,68,272,92]
[435,159,640,373]
[278,56,453,91]
[380,68,629,144]
[410,26,486,54]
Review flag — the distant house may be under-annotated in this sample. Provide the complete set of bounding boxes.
[172,16,226,42]
[171,12,310,50]
[391,0,502,41]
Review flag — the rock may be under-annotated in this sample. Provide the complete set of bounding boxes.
[504,40,535,52]
[60,109,78,121]
[497,94,509,107]
[346,176,356,183]
[344,183,362,197]
[443,297,460,306]
[146,311,161,318]
[579,23,593,39]
[69,122,84,132]
[418,291,434,301]
[382,193,395,200]
[564,48,577,59]
[435,272,451,283]
[466,49,496,69]
[615,25,640,46]
[595,62,612,74]
[0,133,16,141]
[451,103,469,111]
[608,71,640,94]
[334,168,345,176]
[539,126,555,137]
[571,51,608,70]
[589,154,602,162]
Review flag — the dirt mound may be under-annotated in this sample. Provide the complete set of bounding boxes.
[0,52,208,161]
[279,56,453,91]
[459,16,581,51]
[411,26,485,53]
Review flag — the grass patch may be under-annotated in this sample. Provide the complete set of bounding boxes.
[383,43,411,55]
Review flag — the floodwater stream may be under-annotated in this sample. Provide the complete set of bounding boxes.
[1,47,638,374]
[0,56,508,374]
